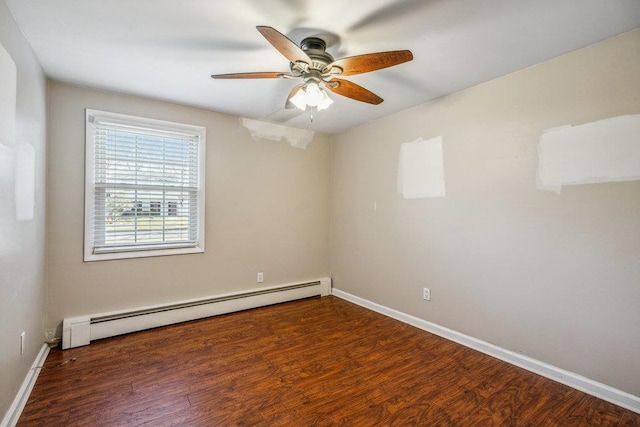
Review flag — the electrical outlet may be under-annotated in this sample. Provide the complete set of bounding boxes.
[21,331,25,355]
[423,287,431,301]
[257,272,264,283]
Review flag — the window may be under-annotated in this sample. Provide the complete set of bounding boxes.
[85,109,205,261]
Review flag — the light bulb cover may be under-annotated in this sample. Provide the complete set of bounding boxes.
[316,90,333,111]
[304,82,323,106]
[290,88,307,111]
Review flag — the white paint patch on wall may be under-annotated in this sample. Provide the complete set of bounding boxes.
[397,136,446,199]
[241,117,315,149]
[0,41,17,147]
[0,42,17,254]
[537,114,640,193]
[0,143,15,256]
[15,142,35,221]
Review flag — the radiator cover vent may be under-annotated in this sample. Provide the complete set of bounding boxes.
[62,278,331,349]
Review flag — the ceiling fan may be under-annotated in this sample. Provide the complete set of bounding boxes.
[211,26,413,112]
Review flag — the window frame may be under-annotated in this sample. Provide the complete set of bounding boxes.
[84,109,206,262]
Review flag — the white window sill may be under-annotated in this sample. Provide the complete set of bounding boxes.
[84,245,204,262]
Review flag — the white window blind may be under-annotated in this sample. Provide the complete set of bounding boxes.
[85,110,205,261]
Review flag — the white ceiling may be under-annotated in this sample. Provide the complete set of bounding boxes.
[7,0,640,134]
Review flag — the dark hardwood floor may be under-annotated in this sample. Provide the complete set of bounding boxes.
[19,296,639,426]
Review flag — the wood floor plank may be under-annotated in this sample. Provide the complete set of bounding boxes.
[18,296,640,426]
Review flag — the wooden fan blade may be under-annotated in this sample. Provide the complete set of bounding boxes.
[211,71,288,79]
[256,26,311,64]
[326,78,383,105]
[285,84,304,109]
[327,50,413,76]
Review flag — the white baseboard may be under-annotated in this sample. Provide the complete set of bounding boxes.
[1,344,50,427]
[332,288,640,414]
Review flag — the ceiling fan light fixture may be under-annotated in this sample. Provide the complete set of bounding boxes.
[290,81,334,111]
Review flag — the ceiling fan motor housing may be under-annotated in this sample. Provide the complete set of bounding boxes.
[300,37,334,72]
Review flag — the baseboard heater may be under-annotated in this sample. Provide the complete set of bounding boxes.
[62,278,331,349]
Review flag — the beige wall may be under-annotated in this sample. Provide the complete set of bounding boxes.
[46,83,330,335]
[331,29,640,396]
[0,1,47,418]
